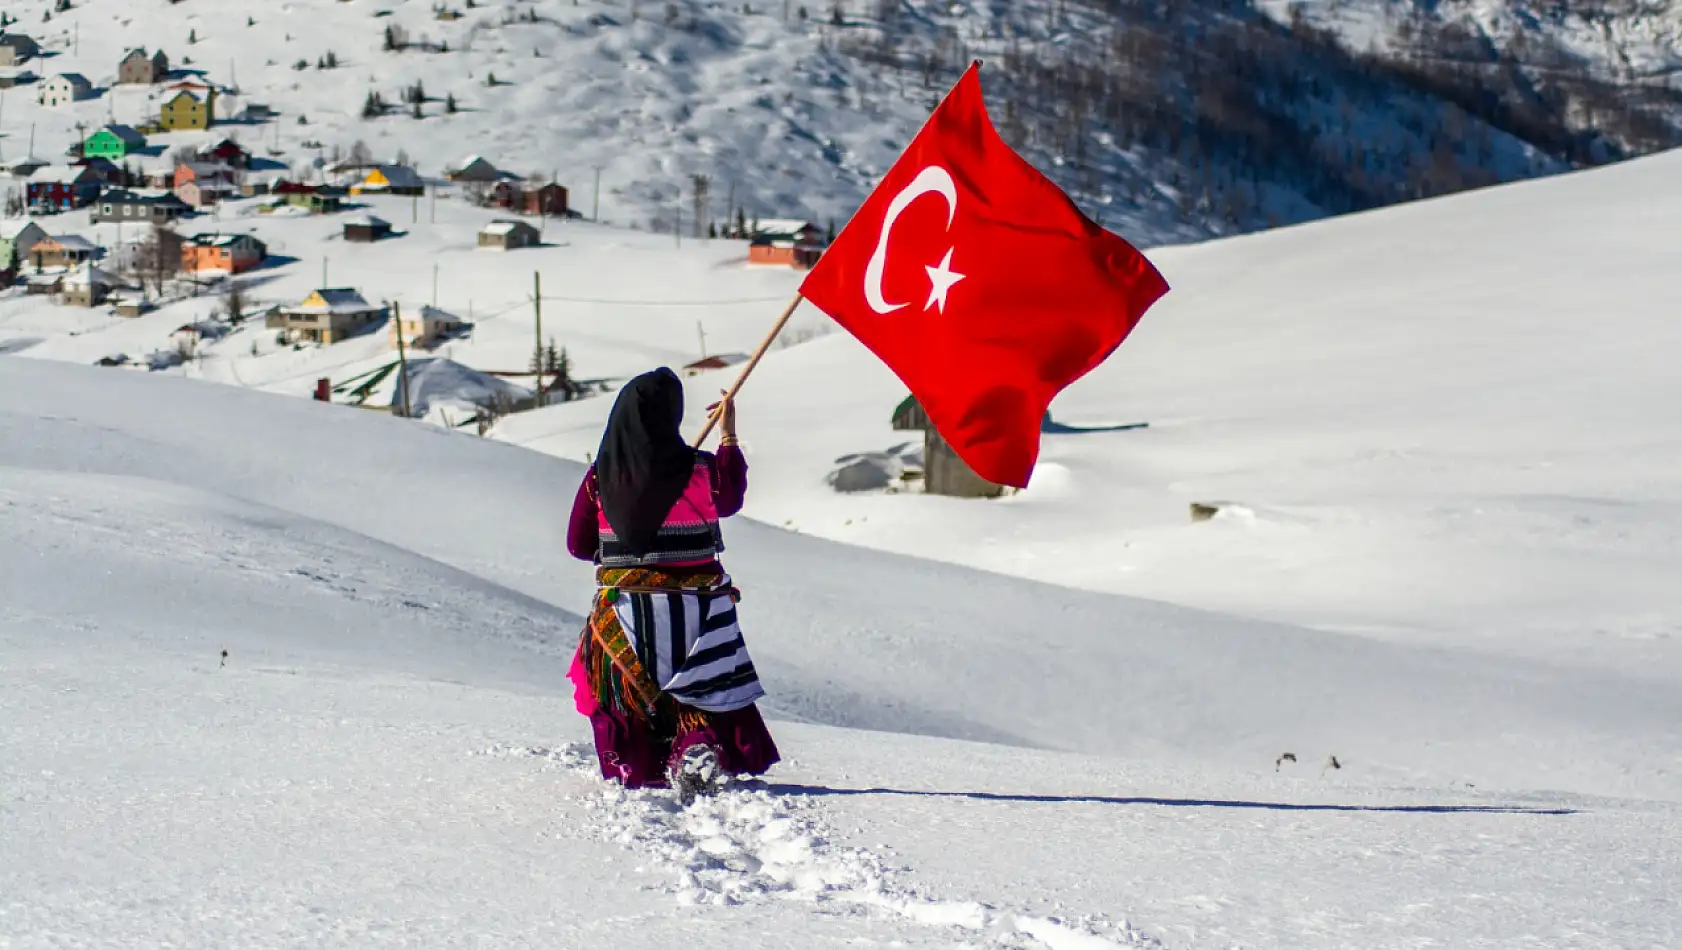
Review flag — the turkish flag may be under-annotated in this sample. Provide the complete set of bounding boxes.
[798,62,1169,489]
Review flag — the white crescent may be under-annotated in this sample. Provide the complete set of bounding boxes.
[863,165,959,315]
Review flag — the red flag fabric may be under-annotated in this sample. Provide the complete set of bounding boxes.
[797,62,1169,488]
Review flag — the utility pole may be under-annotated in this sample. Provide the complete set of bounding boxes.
[430,186,436,223]
[532,271,544,408]
[725,180,735,236]
[591,164,603,221]
[696,320,707,359]
[392,301,413,418]
[674,190,681,249]
[431,263,438,308]
[411,192,418,223]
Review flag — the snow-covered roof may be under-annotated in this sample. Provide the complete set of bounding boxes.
[288,288,380,315]
[29,165,95,185]
[186,232,260,249]
[48,234,98,252]
[97,124,147,145]
[367,165,424,188]
[480,220,531,236]
[167,88,206,103]
[49,72,91,87]
[179,161,233,177]
[409,305,465,323]
[753,218,815,237]
[384,358,531,421]
[342,213,390,228]
[62,262,117,287]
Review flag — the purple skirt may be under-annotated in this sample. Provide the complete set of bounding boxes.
[570,644,780,789]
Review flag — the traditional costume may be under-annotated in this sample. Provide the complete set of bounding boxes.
[564,368,779,797]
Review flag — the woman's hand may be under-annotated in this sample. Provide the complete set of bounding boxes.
[705,390,737,439]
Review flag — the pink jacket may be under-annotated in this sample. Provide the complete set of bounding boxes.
[566,445,747,563]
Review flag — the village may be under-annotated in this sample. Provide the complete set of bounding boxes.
[0,31,838,438]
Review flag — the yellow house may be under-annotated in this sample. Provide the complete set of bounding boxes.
[350,164,425,197]
[160,89,215,131]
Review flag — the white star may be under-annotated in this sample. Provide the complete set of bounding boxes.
[923,247,965,313]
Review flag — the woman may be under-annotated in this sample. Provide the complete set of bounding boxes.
[564,367,779,801]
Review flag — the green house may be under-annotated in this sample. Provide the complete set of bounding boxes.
[82,124,147,160]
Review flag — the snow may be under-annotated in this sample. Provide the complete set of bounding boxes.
[0,3,1678,943]
[3,353,1679,948]
[500,148,1682,697]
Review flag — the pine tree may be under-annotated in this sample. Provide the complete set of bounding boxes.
[445,93,458,114]
[188,28,197,44]
[383,24,398,51]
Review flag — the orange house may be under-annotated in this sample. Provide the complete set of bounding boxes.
[747,219,825,269]
[181,232,267,274]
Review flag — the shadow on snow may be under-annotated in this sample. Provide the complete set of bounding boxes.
[765,784,1579,816]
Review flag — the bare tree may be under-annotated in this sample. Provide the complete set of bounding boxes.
[134,226,180,299]
[223,279,248,325]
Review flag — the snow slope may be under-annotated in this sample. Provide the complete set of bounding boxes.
[4,358,1680,948]
[499,145,1682,694]
[0,0,1571,242]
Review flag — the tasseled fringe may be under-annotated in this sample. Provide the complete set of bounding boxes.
[580,567,737,734]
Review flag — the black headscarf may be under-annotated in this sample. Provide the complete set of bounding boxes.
[594,367,696,556]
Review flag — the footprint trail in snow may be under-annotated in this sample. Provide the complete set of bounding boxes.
[480,742,1161,949]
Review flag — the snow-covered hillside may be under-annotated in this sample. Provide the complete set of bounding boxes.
[500,147,1682,727]
[5,355,1680,949]
[0,0,1629,245]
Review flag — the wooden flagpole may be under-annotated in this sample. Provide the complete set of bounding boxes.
[693,293,803,445]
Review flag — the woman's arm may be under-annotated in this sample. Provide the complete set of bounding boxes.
[711,444,748,518]
[565,469,600,561]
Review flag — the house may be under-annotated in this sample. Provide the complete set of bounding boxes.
[82,125,148,161]
[748,219,825,269]
[30,234,100,270]
[0,33,41,67]
[351,164,425,197]
[891,394,1004,498]
[447,156,507,183]
[342,213,392,243]
[27,166,102,210]
[73,158,125,186]
[38,73,93,107]
[4,156,46,178]
[201,138,251,169]
[91,190,191,225]
[519,182,568,217]
[275,181,344,213]
[268,288,386,345]
[114,298,152,318]
[240,170,286,196]
[681,353,750,376]
[491,180,569,217]
[288,190,343,214]
[181,232,266,274]
[173,162,236,208]
[117,48,169,84]
[0,219,48,269]
[160,89,214,131]
[389,305,468,349]
[0,69,37,89]
[176,180,234,209]
[477,219,540,251]
[59,263,119,307]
